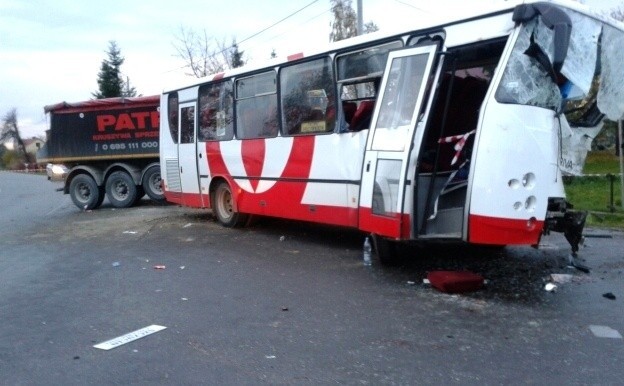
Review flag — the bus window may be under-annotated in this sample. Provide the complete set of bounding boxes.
[167,92,179,144]
[180,105,195,144]
[340,81,378,131]
[198,80,234,142]
[336,40,402,132]
[235,71,278,139]
[337,41,402,80]
[280,57,336,135]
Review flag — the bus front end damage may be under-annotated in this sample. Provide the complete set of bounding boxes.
[510,3,624,256]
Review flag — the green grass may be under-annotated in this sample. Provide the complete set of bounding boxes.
[563,151,624,229]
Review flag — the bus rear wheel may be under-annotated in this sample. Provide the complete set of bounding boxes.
[212,181,248,228]
[142,165,164,202]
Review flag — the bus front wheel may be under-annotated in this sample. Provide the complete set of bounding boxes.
[212,181,248,228]
[371,233,400,266]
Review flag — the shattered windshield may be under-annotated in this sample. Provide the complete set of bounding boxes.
[496,7,624,123]
[495,18,562,111]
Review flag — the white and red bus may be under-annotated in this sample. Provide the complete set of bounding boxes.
[160,0,624,263]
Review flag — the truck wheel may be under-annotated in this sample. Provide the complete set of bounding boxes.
[105,171,138,208]
[69,174,103,210]
[142,165,165,202]
[211,181,248,227]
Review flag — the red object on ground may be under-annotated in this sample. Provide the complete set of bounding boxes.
[427,271,484,294]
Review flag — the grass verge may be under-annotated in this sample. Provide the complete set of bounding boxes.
[564,151,624,229]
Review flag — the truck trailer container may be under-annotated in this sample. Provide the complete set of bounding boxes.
[37,95,163,210]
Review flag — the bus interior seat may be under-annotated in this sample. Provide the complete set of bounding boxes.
[342,101,357,124]
[350,100,375,131]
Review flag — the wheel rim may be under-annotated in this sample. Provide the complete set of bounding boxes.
[76,182,92,203]
[148,173,162,194]
[111,179,129,201]
[216,186,233,221]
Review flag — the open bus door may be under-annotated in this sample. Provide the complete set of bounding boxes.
[359,44,440,239]
[178,101,204,207]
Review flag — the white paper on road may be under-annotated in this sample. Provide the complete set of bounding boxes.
[94,325,167,350]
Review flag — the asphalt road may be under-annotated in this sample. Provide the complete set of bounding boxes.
[0,172,622,385]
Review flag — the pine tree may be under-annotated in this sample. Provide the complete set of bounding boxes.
[93,41,137,99]
[230,40,245,69]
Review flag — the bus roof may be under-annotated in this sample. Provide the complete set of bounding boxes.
[163,0,621,95]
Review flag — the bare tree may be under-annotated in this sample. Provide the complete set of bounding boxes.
[329,0,357,42]
[1,109,30,164]
[173,27,246,78]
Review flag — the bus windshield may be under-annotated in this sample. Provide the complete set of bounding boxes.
[496,6,624,122]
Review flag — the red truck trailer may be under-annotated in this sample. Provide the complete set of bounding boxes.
[37,95,163,210]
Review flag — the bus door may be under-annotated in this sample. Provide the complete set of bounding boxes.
[178,101,204,207]
[359,44,439,238]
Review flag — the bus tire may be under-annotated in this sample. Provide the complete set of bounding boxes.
[69,174,103,210]
[212,181,248,228]
[371,233,400,266]
[142,165,164,202]
[105,171,138,208]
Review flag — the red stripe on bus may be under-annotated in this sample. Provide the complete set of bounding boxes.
[358,207,410,239]
[468,214,543,245]
[241,139,265,192]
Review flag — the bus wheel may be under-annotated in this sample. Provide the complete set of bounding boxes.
[371,233,400,266]
[212,181,248,228]
[69,174,103,210]
[105,171,138,208]
[142,165,164,202]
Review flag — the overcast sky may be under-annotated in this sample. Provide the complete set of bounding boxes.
[1,0,622,139]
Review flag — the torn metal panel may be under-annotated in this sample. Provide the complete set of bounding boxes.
[559,117,603,176]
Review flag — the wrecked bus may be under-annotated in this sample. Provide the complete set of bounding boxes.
[159,0,624,264]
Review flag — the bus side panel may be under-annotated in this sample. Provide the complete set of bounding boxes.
[468,103,559,245]
[205,133,365,227]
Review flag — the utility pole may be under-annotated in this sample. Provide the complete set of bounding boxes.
[619,119,624,208]
[357,0,363,35]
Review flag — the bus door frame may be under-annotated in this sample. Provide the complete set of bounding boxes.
[359,44,440,238]
[177,100,204,207]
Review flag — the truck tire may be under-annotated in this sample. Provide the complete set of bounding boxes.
[142,165,164,202]
[105,171,138,208]
[211,181,248,227]
[69,174,103,210]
